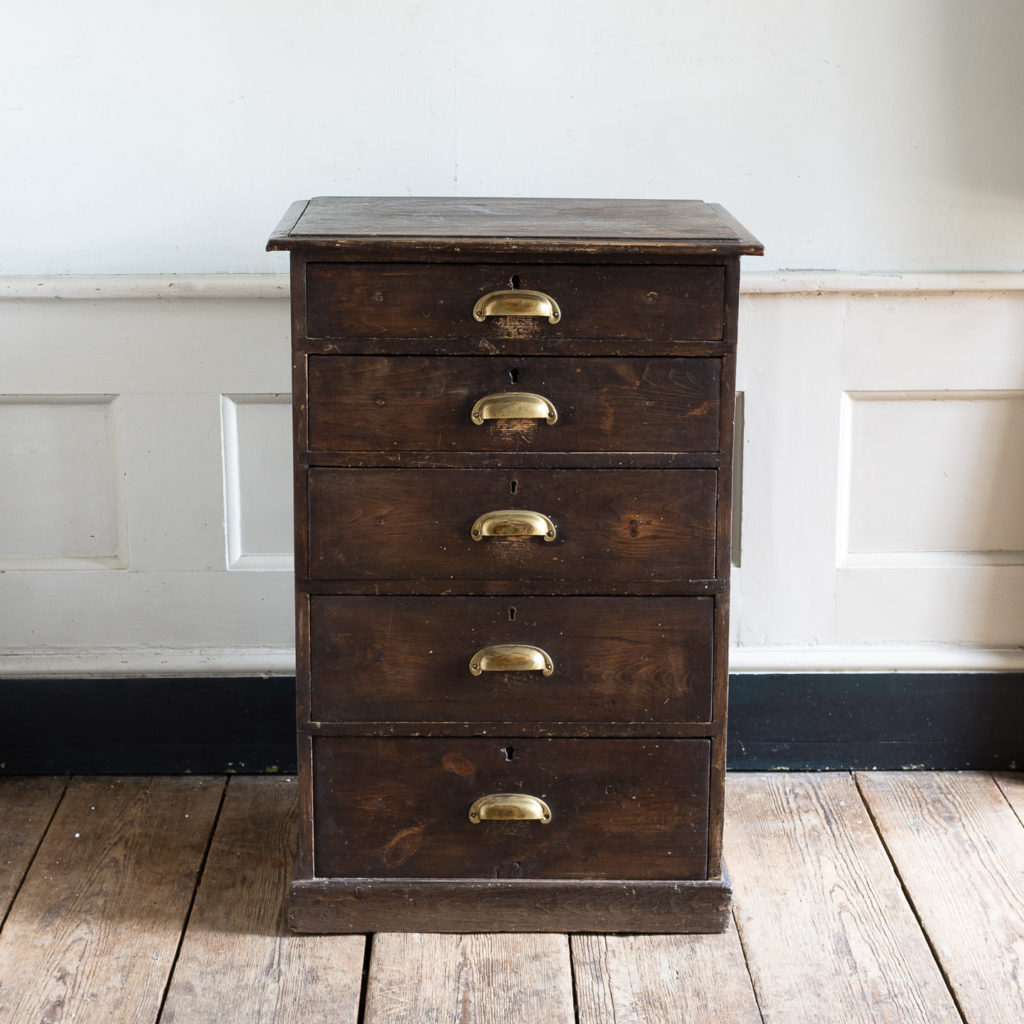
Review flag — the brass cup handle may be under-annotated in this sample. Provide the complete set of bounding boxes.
[471,510,556,542]
[469,793,552,824]
[469,644,554,677]
[471,392,558,425]
[473,289,561,324]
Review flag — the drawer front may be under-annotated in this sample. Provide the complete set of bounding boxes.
[306,468,717,584]
[309,596,714,724]
[313,737,710,880]
[305,263,725,342]
[307,356,721,454]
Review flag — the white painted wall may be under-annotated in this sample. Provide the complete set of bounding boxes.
[3,2,1024,676]
[4,1,1024,275]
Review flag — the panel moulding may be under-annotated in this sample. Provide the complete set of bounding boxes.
[0,394,127,570]
[2,271,1023,301]
[837,389,1024,569]
[220,394,294,571]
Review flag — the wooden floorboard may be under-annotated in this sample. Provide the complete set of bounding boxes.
[0,776,223,1024]
[858,771,1024,1023]
[0,776,65,922]
[725,772,962,1023]
[0,770,1020,1022]
[571,921,762,1024]
[363,933,576,1024]
[160,776,365,1024]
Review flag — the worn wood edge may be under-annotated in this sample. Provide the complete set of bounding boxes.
[297,579,728,598]
[299,721,722,738]
[297,338,737,358]
[4,271,1023,301]
[288,876,731,934]
[707,203,764,254]
[272,238,765,260]
[297,451,729,470]
[266,199,311,250]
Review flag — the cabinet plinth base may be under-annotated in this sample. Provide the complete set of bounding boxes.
[288,872,732,934]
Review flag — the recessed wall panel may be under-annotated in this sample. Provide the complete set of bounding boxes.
[222,395,293,569]
[843,392,1024,562]
[0,396,123,567]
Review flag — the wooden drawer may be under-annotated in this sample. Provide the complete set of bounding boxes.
[312,737,711,880]
[307,356,721,454]
[306,467,717,584]
[305,263,725,342]
[308,596,714,724]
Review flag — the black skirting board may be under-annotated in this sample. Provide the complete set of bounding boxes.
[0,674,1021,774]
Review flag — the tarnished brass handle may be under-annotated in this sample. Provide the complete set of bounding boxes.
[469,793,552,824]
[471,392,558,426]
[469,644,554,677]
[473,289,561,324]
[471,510,556,542]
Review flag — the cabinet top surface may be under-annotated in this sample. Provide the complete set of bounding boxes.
[268,197,762,258]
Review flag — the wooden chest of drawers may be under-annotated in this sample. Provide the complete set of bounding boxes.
[267,197,762,933]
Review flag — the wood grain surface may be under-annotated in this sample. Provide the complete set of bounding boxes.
[306,467,717,584]
[161,776,365,1024]
[289,876,731,935]
[308,595,714,725]
[1,772,1019,1015]
[572,924,762,1024]
[858,771,1024,1024]
[0,777,64,921]
[363,932,576,1024]
[0,776,223,1024]
[281,197,759,244]
[312,737,711,881]
[307,355,722,454]
[725,772,961,1024]
[995,770,1024,820]
[282,196,750,934]
[306,263,726,342]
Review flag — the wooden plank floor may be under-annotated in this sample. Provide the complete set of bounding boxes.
[0,772,1021,1023]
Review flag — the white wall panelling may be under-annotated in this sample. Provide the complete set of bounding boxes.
[732,276,1024,671]
[840,391,1024,563]
[0,286,294,676]
[0,395,126,569]
[2,273,1023,675]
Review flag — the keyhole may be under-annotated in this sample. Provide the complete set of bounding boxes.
[502,746,516,762]
[510,274,521,289]
[508,367,519,383]
[508,607,516,621]
[509,479,518,495]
